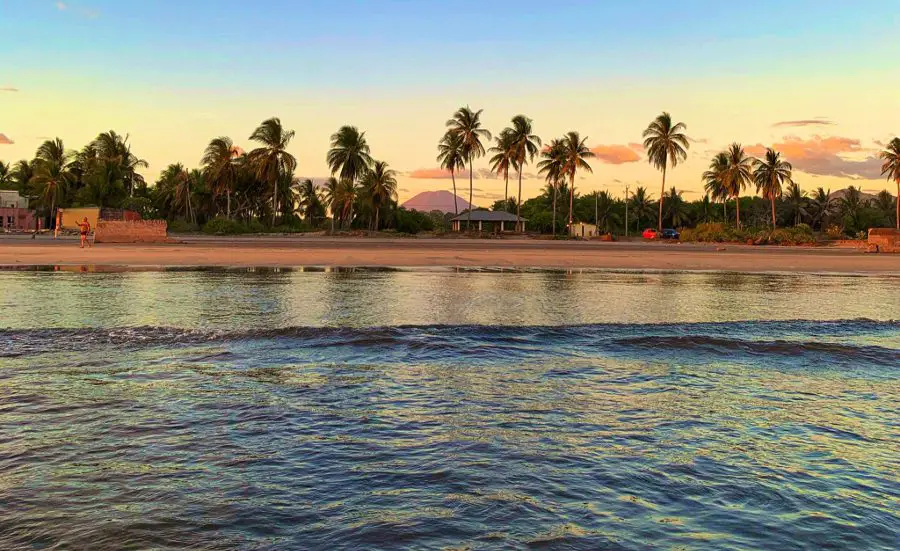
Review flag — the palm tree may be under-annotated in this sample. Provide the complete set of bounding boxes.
[297,178,324,224]
[488,129,515,210]
[321,177,340,231]
[783,182,808,226]
[840,185,867,231]
[248,117,297,226]
[878,137,900,229]
[362,161,398,230]
[31,138,73,227]
[722,143,753,228]
[697,194,716,223]
[158,163,194,223]
[643,112,690,232]
[327,125,374,184]
[629,186,654,233]
[436,131,466,216]
[201,137,240,219]
[874,189,896,226]
[446,106,491,230]
[753,148,793,228]
[703,152,730,222]
[334,179,359,227]
[594,190,621,233]
[560,131,595,228]
[509,115,541,230]
[663,187,690,227]
[11,160,34,195]
[92,131,148,196]
[537,138,565,235]
[807,187,835,229]
[0,161,10,189]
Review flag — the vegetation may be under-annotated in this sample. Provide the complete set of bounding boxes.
[2,112,895,242]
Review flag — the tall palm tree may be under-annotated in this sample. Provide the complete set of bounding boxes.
[201,137,240,219]
[840,185,867,231]
[703,152,730,222]
[560,131,595,227]
[643,112,690,232]
[327,126,374,185]
[697,194,716,223]
[488,129,515,210]
[248,117,297,226]
[753,148,793,228]
[722,143,753,228]
[783,182,808,226]
[11,160,34,196]
[594,190,621,233]
[446,106,491,230]
[537,138,565,236]
[297,178,324,224]
[334,179,359,228]
[878,137,900,229]
[32,138,73,227]
[436,131,466,216]
[362,160,398,230]
[629,187,654,233]
[509,115,541,230]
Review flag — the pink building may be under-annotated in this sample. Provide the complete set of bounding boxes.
[0,208,37,231]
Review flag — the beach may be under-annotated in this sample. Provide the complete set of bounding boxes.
[1,235,898,273]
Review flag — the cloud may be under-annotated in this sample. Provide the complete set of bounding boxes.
[409,168,468,179]
[0,86,17,93]
[627,142,645,152]
[748,135,882,179]
[55,1,67,10]
[0,133,14,145]
[772,118,835,128]
[55,2,100,19]
[687,137,708,144]
[591,144,641,164]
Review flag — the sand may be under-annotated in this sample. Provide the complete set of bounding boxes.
[1,236,898,274]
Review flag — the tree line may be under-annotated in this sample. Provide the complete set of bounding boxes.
[1,111,897,234]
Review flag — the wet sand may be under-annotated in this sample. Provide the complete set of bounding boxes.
[1,236,898,274]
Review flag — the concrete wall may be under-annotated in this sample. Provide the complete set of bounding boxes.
[59,207,101,230]
[868,228,900,253]
[94,220,169,243]
[0,208,36,230]
[0,191,29,209]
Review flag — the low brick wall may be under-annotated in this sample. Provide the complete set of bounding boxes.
[867,228,900,253]
[94,220,169,243]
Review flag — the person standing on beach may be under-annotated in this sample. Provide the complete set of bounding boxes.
[77,217,92,249]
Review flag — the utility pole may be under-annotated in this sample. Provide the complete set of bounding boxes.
[624,184,630,238]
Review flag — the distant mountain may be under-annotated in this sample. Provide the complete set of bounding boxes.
[828,187,884,203]
[402,190,472,214]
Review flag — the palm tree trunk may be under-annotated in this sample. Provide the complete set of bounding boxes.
[227,191,231,220]
[771,196,776,228]
[375,207,379,232]
[516,168,523,232]
[451,170,458,216]
[272,170,278,227]
[723,200,727,222]
[896,180,899,229]
[467,155,474,231]
[505,172,509,205]
[568,174,575,229]
[658,165,666,232]
[735,194,741,229]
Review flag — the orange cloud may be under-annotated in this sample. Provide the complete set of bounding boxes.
[591,144,640,164]
[0,133,14,145]
[0,86,17,93]
[749,135,881,179]
[409,168,471,179]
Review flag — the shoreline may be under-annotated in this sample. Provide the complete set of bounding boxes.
[1,237,898,274]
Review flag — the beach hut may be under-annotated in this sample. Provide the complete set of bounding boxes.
[450,211,526,232]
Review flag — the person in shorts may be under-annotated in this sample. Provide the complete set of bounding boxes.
[78,217,92,249]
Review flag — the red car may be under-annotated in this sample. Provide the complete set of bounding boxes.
[642,228,658,239]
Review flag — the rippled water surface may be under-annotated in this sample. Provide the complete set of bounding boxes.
[1,269,898,550]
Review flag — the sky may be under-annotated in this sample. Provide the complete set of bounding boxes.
[1,0,899,205]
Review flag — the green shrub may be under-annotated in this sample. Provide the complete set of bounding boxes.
[168,219,200,233]
[825,225,845,240]
[396,208,435,234]
[680,223,748,243]
[203,217,247,235]
[246,219,267,233]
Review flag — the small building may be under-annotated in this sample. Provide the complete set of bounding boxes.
[0,207,36,231]
[0,190,29,209]
[451,210,526,232]
[569,222,599,238]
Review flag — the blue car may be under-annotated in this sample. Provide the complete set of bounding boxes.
[660,229,680,240]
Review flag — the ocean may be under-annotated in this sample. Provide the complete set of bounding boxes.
[1,268,898,550]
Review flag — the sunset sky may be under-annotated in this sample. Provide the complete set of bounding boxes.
[2,0,898,206]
